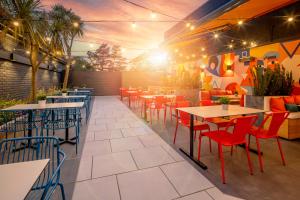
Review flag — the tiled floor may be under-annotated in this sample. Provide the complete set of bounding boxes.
[53,96,241,200]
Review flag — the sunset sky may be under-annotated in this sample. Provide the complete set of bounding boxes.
[41,0,206,59]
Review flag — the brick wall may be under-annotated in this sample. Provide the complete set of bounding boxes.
[0,60,61,100]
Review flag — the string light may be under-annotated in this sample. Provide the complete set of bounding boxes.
[190,25,195,31]
[192,54,196,58]
[214,33,219,38]
[238,20,243,25]
[250,41,257,47]
[242,41,247,45]
[201,47,205,51]
[131,22,137,28]
[186,56,190,60]
[179,53,183,57]
[186,22,191,28]
[202,55,207,59]
[287,17,294,22]
[46,37,51,42]
[13,21,19,27]
[121,48,126,53]
[229,44,233,49]
[89,43,95,48]
[174,49,179,53]
[25,50,30,55]
[150,12,157,19]
[73,22,79,27]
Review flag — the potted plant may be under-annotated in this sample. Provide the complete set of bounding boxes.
[219,97,230,110]
[36,89,47,106]
[61,89,68,97]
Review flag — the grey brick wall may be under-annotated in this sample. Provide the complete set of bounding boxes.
[0,60,61,100]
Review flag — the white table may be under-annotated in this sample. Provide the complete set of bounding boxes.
[0,159,49,200]
[47,95,86,100]
[176,105,265,170]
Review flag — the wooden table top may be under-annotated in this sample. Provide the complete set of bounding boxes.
[46,95,86,99]
[0,159,49,200]
[2,102,84,111]
[177,105,265,118]
[140,95,176,99]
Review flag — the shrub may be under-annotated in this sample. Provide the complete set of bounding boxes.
[219,97,230,104]
[36,89,47,101]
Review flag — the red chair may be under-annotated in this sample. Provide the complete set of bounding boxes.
[164,95,185,124]
[199,115,258,183]
[199,100,232,131]
[249,111,289,172]
[173,101,210,144]
[149,96,167,124]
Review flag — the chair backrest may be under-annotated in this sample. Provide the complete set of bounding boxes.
[199,100,214,106]
[175,95,185,102]
[0,136,66,199]
[153,96,166,105]
[43,108,79,130]
[264,111,289,137]
[231,115,258,143]
[176,101,190,124]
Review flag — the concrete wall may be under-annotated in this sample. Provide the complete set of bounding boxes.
[69,71,165,96]
[69,71,122,96]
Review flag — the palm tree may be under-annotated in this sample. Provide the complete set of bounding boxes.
[0,0,62,101]
[49,5,84,89]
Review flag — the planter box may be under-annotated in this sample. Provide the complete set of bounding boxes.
[176,88,199,106]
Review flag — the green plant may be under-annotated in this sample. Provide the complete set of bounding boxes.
[219,97,230,104]
[0,99,26,125]
[251,64,294,96]
[36,89,47,101]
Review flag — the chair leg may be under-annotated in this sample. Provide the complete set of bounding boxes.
[150,108,153,124]
[230,146,233,156]
[170,107,173,122]
[219,144,226,184]
[276,137,286,166]
[58,183,66,200]
[209,138,212,153]
[256,137,264,172]
[173,120,179,144]
[194,130,197,140]
[157,109,160,121]
[198,134,202,160]
[164,107,167,125]
[245,143,253,175]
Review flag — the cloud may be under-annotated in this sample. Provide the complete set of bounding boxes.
[41,0,207,59]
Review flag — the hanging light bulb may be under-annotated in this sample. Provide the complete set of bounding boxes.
[242,41,247,46]
[73,22,79,28]
[214,33,219,38]
[192,54,196,58]
[46,37,51,42]
[13,21,19,27]
[25,50,30,55]
[238,20,243,25]
[202,55,207,59]
[190,25,195,31]
[121,48,126,53]
[186,22,191,28]
[201,47,205,52]
[131,22,137,29]
[229,44,233,49]
[174,49,179,53]
[287,17,294,22]
[150,12,157,19]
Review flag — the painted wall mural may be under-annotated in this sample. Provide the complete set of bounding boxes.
[178,39,300,94]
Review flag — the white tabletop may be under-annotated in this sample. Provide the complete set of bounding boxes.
[0,159,49,200]
[2,102,84,111]
[177,105,265,118]
[68,90,90,93]
[140,95,176,99]
[46,95,86,99]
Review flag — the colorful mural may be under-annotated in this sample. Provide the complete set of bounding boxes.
[178,39,300,94]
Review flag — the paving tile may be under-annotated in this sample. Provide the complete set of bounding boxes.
[92,151,137,178]
[110,137,144,152]
[161,161,214,196]
[85,131,95,142]
[206,188,243,200]
[76,156,92,181]
[71,176,120,200]
[139,134,168,147]
[176,191,213,200]
[121,127,152,137]
[131,146,175,169]
[117,167,179,200]
[161,144,185,162]
[87,124,107,131]
[94,129,123,140]
[81,140,111,156]
[106,122,130,130]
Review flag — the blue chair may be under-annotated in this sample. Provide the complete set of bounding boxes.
[0,136,66,200]
[41,108,80,153]
[0,110,40,139]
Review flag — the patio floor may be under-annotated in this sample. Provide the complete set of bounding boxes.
[52,96,242,200]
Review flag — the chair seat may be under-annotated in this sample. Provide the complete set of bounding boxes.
[203,130,246,146]
[180,120,210,131]
[205,117,232,128]
[250,126,277,139]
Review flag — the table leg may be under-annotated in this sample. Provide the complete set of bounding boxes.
[59,109,76,145]
[179,114,208,170]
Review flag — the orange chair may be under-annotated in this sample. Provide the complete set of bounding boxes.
[173,101,210,144]
[199,100,232,131]
[199,115,258,183]
[164,95,185,124]
[149,96,167,124]
[249,111,289,172]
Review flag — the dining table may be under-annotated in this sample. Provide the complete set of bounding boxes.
[176,105,265,170]
[2,102,84,145]
[127,90,138,108]
[140,95,176,120]
[0,159,49,200]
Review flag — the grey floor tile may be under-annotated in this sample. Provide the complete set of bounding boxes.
[110,137,144,152]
